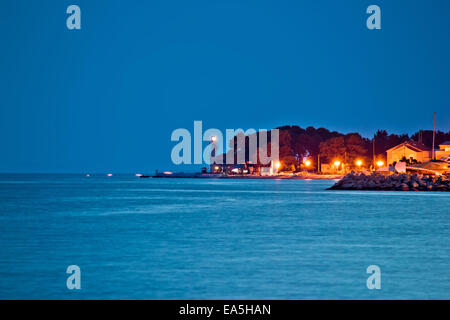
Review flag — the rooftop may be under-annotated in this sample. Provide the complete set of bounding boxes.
[387,140,431,153]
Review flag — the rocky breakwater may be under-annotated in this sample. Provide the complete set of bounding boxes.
[328,172,450,191]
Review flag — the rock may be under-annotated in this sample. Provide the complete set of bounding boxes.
[329,172,450,191]
[328,173,449,192]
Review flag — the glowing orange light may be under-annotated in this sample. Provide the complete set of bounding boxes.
[275,161,281,169]
[333,160,341,167]
[214,166,219,170]
[304,160,312,167]
[107,173,113,177]
[376,160,384,167]
[135,174,142,177]
[356,159,363,167]
[163,171,173,175]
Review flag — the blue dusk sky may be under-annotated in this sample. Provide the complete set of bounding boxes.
[0,0,449,173]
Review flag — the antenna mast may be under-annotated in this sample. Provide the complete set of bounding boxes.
[432,112,436,160]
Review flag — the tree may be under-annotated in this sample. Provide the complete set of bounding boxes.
[319,136,346,163]
[318,133,368,167]
[411,130,450,148]
[344,133,369,165]
[221,126,450,172]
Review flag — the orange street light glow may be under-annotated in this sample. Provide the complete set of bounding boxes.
[275,161,281,169]
[107,173,113,177]
[376,160,384,167]
[304,160,312,167]
[135,174,142,177]
[333,160,341,167]
[356,160,363,167]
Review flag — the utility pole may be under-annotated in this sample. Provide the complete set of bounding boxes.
[432,112,436,160]
[372,137,375,170]
[317,154,320,173]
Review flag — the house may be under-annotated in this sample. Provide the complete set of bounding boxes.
[435,141,450,160]
[386,141,431,165]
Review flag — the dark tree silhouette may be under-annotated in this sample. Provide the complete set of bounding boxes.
[224,126,449,171]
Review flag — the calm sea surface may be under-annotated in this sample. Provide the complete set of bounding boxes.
[0,174,448,299]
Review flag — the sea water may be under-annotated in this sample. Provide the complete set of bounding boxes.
[0,174,448,299]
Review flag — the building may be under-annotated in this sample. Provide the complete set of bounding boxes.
[435,141,450,160]
[386,141,431,165]
[386,140,450,165]
[320,163,346,174]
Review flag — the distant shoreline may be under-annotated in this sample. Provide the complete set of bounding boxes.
[153,173,343,180]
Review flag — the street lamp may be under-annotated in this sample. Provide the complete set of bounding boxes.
[355,159,363,167]
[210,136,218,173]
[304,160,312,167]
[376,160,384,167]
[275,161,281,171]
[333,160,341,167]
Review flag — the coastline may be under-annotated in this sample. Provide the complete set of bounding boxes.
[152,172,343,180]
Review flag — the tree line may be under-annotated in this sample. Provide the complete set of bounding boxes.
[275,126,450,171]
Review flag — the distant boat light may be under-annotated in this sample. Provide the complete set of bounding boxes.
[107,173,113,177]
[135,174,142,177]
[163,171,173,175]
